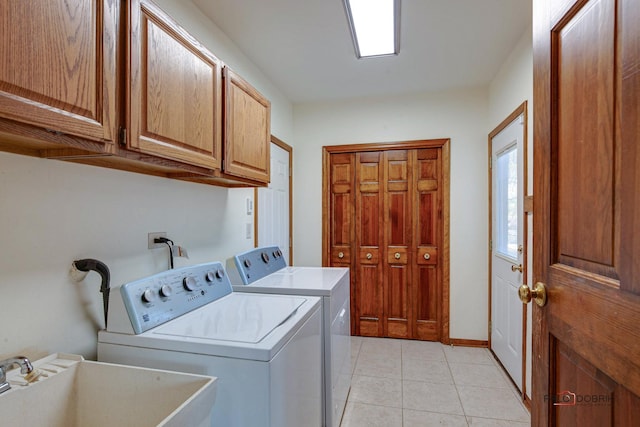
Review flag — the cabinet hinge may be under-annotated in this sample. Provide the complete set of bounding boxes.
[119,127,127,146]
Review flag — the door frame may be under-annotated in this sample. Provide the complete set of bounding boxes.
[488,101,529,401]
[322,138,451,343]
[254,135,293,265]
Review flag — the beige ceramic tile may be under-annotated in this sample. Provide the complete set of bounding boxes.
[457,385,530,422]
[449,363,511,388]
[402,380,464,415]
[354,352,402,379]
[443,346,494,365]
[403,409,468,426]
[341,402,402,427]
[401,340,447,362]
[466,416,530,426]
[349,375,403,408]
[402,359,453,384]
[360,337,402,358]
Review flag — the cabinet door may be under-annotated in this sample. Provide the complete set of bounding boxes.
[0,0,117,148]
[223,67,271,183]
[128,0,222,170]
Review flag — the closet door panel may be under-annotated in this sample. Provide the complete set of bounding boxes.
[414,148,441,340]
[384,150,411,338]
[355,152,384,336]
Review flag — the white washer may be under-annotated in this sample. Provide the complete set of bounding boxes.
[98,261,322,427]
[227,246,351,427]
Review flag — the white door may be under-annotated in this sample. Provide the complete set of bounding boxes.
[257,142,291,263]
[491,114,524,390]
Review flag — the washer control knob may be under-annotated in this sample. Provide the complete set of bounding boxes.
[261,252,270,263]
[183,276,197,291]
[205,271,216,282]
[141,288,154,303]
[216,269,225,279]
[273,250,279,258]
[159,285,172,298]
[244,259,252,269]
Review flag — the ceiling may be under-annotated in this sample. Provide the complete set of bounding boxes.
[192,0,532,104]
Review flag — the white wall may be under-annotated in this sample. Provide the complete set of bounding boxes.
[0,0,293,361]
[293,88,491,341]
[488,26,533,398]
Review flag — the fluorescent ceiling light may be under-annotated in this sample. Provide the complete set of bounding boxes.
[344,0,400,58]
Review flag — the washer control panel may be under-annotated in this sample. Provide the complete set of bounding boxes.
[120,262,232,334]
[229,246,287,285]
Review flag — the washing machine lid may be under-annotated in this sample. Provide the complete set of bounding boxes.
[233,267,349,297]
[151,293,306,343]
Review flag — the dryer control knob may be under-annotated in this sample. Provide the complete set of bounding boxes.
[141,288,154,303]
[216,269,225,279]
[205,271,216,282]
[244,259,252,269]
[261,252,270,263]
[159,285,172,298]
[183,276,197,291]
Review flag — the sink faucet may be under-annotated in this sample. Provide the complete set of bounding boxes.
[0,356,34,394]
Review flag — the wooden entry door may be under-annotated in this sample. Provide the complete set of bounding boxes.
[323,140,450,342]
[532,0,640,425]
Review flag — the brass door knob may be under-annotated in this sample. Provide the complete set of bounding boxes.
[518,282,547,307]
[338,252,344,259]
[423,253,431,260]
[366,253,372,260]
[394,252,401,260]
[511,264,523,273]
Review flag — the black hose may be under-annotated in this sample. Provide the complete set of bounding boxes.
[73,259,111,328]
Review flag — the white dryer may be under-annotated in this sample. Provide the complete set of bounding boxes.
[227,246,351,427]
[98,261,322,427]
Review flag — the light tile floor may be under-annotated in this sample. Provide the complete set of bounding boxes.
[340,337,530,427]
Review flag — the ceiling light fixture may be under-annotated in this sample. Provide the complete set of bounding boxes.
[344,0,400,59]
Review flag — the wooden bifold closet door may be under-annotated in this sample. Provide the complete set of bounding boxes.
[323,140,449,342]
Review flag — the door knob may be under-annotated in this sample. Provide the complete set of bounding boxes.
[366,253,372,260]
[511,264,523,273]
[423,253,431,260]
[338,252,344,259]
[518,282,547,307]
[394,252,401,260]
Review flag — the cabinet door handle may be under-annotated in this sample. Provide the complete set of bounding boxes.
[338,252,344,259]
[394,252,401,260]
[423,253,431,260]
[366,253,372,260]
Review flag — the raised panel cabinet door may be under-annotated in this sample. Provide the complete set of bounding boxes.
[413,148,441,341]
[355,152,384,337]
[128,0,222,169]
[0,0,118,148]
[223,67,271,183]
[383,150,411,339]
[533,0,640,424]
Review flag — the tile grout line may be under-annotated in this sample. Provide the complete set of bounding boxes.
[400,343,404,427]
[442,343,472,426]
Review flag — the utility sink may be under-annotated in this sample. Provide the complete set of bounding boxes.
[0,354,217,427]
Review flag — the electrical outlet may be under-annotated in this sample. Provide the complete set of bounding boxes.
[148,232,168,249]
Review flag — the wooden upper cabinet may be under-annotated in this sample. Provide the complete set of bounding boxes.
[127,0,222,170]
[0,0,118,150]
[223,67,271,183]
